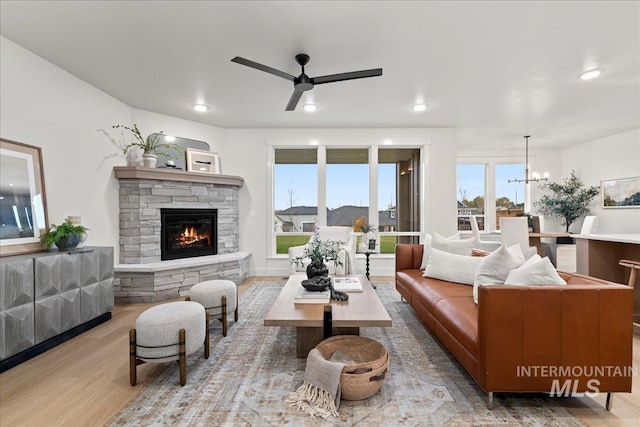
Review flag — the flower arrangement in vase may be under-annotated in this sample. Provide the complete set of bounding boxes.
[292,232,344,279]
[352,216,377,252]
[112,124,178,168]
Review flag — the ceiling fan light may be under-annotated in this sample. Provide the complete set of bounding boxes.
[413,103,427,112]
[579,69,602,80]
[303,104,317,112]
[194,104,208,112]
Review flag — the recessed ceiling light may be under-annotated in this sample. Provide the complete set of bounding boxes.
[194,104,208,112]
[310,140,319,146]
[303,104,317,112]
[413,103,428,112]
[579,69,602,80]
[164,135,176,142]
[383,140,393,145]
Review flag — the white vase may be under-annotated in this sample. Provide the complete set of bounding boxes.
[125,147,143,166]
[142,153,157,168]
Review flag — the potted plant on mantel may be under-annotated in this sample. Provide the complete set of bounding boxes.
[112,124,178,168]
[292,232,344,279]
[41,219,89,251]
[534,170,599,242]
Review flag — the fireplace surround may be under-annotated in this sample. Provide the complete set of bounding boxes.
[113,167,250,303]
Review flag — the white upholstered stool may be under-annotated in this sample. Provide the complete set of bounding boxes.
[129,301,209,386]
[186,280,238,337]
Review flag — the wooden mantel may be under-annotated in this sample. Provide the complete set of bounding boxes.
[113,166,244,187]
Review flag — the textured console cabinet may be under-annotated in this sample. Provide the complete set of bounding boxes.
[1,247,114,371]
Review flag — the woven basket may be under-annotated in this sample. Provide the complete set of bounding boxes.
[315,335,389,400]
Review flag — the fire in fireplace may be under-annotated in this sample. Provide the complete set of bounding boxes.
[161,208,217,260]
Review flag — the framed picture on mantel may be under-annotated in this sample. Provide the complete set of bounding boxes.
[186,148,222,175]
[0,138,49,256]
[601,176,640,208]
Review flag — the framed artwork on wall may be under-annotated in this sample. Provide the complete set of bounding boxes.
[601,176,640,208]
[0,138,49,256]
[185,148,222,174]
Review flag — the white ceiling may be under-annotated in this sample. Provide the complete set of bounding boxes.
[1,1,638,149]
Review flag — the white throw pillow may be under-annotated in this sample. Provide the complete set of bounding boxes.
[504,257,567,286]
[432,232,476,256]
[419,233,433,270]
[423,247,484,286]
[473,244,525,304]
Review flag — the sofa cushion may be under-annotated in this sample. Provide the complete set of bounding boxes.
[411,277,474,313]
[424,248,484,285]
[504,256,567,285]
[432,232,476,255]
[419,233,433,269]
[433,296,479,355]
[472,244,525,304]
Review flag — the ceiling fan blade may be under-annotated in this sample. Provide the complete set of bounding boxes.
[285,88,305,111]
[312,68,383,85]
[231,56,296,81]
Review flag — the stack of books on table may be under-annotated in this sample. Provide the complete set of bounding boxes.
[333,277,363,292]
[294,287,331,304]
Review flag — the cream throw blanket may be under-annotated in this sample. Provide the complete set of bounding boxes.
[286,349,351,419]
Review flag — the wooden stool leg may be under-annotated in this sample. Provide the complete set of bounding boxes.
[221,295,228,337]
[234,287,239,322]
[204,315,210,359]
[129,329,137,386]
[629,267,637,288]
[179,329,186,386]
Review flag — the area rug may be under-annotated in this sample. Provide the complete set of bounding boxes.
[109,281,583,426]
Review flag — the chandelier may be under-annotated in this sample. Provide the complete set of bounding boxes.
[508,135,548,184]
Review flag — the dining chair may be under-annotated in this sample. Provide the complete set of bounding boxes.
[580,216,599,234]
[470,216,500,252]
[499,217,537,259]
[536,215,558,266]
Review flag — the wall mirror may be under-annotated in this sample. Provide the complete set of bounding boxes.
[148,133,210,170]
[0,138,49,256]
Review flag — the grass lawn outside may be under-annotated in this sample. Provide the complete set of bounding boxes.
[277,234,399,254]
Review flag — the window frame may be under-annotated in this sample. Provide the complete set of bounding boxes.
[268,138,426,257]
[457,156,534,233]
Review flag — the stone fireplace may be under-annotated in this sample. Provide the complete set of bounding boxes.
[113,167,250,303]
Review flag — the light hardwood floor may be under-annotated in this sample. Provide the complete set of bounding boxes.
[1,276,638,426]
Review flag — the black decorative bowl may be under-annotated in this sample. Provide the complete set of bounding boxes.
[301,277,330,291]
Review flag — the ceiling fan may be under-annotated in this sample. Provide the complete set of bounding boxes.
[231,53,383,111]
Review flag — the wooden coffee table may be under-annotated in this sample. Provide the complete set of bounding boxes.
[264,274,392,357]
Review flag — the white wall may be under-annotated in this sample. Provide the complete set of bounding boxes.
[561,128,640,233]
[131,109,226,158]
[1,37,228,261]
[1,36,130,257]
[224,128,458,276]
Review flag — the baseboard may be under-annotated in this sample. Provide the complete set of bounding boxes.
[0,312,112,373]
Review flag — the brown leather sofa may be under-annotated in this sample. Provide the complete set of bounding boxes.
[395,244,634,409]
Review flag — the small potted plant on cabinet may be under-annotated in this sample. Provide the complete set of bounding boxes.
[41,219,88,250]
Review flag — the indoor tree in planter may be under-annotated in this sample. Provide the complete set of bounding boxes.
[534,170,599,233]
[112,124,178,168]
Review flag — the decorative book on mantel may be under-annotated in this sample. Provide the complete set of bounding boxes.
[294,287,331,304]
[333,277,363,292]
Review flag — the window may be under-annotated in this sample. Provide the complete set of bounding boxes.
[271,144,423,256]
[495,164,525,230]
[378,148,421,252]
[274,149,318,254]
[457,161,526,232]
[457,164,485,232]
